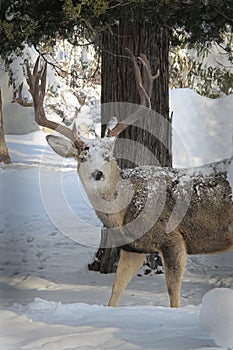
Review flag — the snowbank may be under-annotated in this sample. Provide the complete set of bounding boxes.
[1,298,216,350]
[0,88,233,349]
[171,88,233,167]
[200,288,233,349]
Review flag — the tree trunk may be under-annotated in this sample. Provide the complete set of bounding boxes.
[88,20,171,273]
[0,88,11,164]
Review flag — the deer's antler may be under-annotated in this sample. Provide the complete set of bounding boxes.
[107,50,159,138]
[23,57,85,150]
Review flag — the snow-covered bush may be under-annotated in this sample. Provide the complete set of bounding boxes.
[170,28,233,97]
[200,288,233,349]
[2,42,101,134]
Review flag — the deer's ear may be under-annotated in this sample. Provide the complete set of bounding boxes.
[46,135,79,158]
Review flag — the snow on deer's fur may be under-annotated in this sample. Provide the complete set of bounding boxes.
[22,55,233,308]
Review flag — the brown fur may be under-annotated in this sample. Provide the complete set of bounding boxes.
[108,162,233,308]
[30,57,233,309]
[46,135,233,308]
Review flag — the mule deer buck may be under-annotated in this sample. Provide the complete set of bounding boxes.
[20,55,233,308]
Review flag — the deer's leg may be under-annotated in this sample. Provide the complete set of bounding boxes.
[108,249,146,307]
[160,232,187,308]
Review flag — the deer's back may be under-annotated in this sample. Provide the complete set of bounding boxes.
[121,159,233,255]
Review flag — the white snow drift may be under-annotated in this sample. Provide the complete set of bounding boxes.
[0,88,233,349]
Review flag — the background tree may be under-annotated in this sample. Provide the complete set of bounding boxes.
[0,0,232,273]
[0,88,11,164]
[169,27,233,97]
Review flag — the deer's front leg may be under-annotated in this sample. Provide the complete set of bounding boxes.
[108,249,146,307]
[160,231,187,308]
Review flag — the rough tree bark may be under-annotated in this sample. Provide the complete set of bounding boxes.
[0,88,11,164]
[88,20,172,273]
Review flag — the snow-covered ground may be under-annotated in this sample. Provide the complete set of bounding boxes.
[0,89,233,349]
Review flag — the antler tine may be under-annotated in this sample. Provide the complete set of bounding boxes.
[138,53,160,81]
[125,48,148,107]
[26,58,39,93]
[107,104,146,138]
[138,53,160,108]
[107,50,156,138]
[40,61,47,99]
[107,121,128,138]
[33,62,46,128]
[24,56,85,150]
[33,55,40,77]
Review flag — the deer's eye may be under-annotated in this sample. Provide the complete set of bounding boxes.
[79,149,89,162]
[80,156,86,163]
[92,170,104,181]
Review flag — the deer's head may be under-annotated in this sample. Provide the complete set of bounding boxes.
[46,134,121,202]
[21,53,158,206]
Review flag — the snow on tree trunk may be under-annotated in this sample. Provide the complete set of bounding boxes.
[89,21,171,273]
[0,88,11,164]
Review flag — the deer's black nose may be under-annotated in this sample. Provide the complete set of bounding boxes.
[92,170,103,181]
